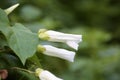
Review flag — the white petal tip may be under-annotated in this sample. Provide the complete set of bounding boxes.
[4,3,19,15]
[40,70,63,80]
[69,52,75,62]
[73,45,79,50]
[14,3,20,7]
[66,41,79,50]
[66,51,75,62]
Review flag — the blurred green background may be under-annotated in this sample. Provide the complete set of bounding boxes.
[1,0,120,80]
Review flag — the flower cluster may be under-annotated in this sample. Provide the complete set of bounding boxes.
[35,68,63,80]
[36,29,82,80]
[4,4,82,80]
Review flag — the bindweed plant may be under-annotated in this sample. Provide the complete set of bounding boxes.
[0,4,82,80]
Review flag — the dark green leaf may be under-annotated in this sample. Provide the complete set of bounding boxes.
[8,68,39,80]
[7,23,39,64]
[0,53,23,69]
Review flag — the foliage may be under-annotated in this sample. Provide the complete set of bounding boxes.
[0,0,120,80]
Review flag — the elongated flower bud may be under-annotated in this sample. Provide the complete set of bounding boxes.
[35,68,63,80]
[37,45,75,62]
[38,29,82,50]
[4,3,19,15]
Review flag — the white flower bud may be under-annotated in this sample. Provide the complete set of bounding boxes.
[35,68,63,80]
[38,29,82,50]
[4,3,19,15]
[38,45,75,62]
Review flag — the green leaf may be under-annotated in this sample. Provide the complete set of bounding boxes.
[7,23,39,64]
[0,8,39,65]
[0,8,9,24]
[0,9,12,40]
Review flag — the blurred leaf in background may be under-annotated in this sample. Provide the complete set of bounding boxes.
[0,0,120,80]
